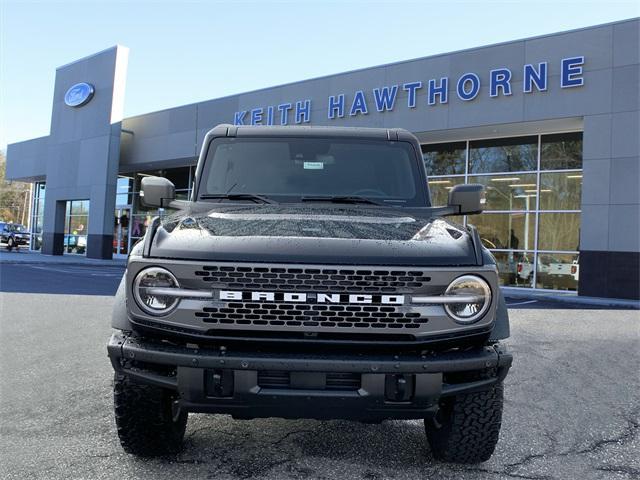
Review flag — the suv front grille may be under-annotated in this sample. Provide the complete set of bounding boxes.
[167,262,449,338]
[195,266,430,293]
[194,302,427,330]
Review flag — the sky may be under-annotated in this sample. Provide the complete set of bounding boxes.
[0,0,638,150]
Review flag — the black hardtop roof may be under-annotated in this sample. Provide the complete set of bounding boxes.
[205,124,418,142]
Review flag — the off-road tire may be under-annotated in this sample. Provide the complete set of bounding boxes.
[114,374,188,456]
[425,383,504,463]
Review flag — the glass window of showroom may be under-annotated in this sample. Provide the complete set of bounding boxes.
[115,166,195,253]
[423,132,582,292]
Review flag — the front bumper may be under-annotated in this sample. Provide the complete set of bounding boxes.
[10,237,28,246]
[108,331,512,421]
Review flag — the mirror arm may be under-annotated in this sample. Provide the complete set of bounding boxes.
[430,205,461,217]
[168,199,190,210]
[415,205,483,217]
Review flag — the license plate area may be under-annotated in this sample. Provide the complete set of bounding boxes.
[257,370,361,391]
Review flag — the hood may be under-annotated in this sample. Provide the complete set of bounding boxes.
[148,204,478,266]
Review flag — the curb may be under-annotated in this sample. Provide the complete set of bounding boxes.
[501,287,640,309]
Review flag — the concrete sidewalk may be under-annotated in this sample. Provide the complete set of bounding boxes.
[0,249,127,267]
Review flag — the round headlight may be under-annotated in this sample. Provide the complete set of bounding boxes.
[444,275,491,324]
[133,267,180,315]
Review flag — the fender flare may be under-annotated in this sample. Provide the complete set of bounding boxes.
[112,275,133,331]
[481,248,510,341]
[490,287,510,341]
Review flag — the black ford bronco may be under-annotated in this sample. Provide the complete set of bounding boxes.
[108,125,512,463]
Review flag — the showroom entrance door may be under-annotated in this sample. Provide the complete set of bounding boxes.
[113,207,131,257]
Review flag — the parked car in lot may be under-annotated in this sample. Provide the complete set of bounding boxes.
[0,222,30,251]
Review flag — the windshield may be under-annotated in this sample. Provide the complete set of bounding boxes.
[7,224,27,233]
[199,137,426,206]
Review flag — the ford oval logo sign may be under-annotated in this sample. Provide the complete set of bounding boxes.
[64,82,95,107]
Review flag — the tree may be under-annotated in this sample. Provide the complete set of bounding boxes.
[0,151,31,225]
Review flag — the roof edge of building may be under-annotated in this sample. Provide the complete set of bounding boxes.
[120,17,639,123]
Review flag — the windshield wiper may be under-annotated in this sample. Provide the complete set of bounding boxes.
[300,195,385,206]
[200,193,276,204]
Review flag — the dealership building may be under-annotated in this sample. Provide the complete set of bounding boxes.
[5,18,639,299]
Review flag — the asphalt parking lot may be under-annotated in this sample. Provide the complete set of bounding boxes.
[0,264,638,479]
[0,262,124,296]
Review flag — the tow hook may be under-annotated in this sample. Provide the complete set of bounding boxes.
[384,373,415,402]
[171,400,182,422]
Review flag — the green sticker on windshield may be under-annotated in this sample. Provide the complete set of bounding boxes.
[303,161,324,170]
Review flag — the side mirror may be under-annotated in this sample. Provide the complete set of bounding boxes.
[140,176,175,208]
[447,184,485,215]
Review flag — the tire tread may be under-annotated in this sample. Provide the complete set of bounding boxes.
[113,374,187,456]
[425,383,504,463]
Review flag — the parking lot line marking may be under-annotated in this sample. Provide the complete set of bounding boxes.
[25,265,123,276]
[26,265,83,274]
[506,300,538,306]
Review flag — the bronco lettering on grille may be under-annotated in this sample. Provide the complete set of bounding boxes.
[218,290,405,305]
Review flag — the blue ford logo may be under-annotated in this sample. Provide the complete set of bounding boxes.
[64,82,95,107]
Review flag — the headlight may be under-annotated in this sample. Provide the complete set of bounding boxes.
[133,267,180,315]
[443,275,491,324]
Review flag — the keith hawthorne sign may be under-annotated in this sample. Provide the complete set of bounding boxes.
[233,56,585,126]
